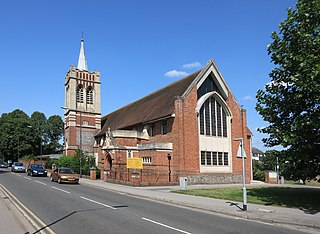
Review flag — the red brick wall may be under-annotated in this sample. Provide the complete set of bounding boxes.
[95,79,252,185]
[227,92,252,183]
[173,85,200,173]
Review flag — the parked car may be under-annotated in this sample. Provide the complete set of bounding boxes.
[26,164,47,177]
[50,168,79,184]
[0,162,8,168]
[11,162,25,172]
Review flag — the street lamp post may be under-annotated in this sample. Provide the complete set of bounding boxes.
[79,111,82,178]
[61,106,82,178]
[167,153,172,182]
[234,138,247,211]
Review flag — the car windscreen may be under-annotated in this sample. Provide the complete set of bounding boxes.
[15,163,23,166]
[59,168,74,174]
[31,164,44,169]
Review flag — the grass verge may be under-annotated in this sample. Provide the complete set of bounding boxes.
[173,186,320,212]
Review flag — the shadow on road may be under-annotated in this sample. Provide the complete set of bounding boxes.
[32,204,129,233]
[32,207,107,234]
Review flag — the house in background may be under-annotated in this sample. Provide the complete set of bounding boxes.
[252,147,265,161]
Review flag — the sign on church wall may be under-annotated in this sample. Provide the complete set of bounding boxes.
[127,158,143,169]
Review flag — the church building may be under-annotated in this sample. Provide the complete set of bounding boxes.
[63,38,253,185]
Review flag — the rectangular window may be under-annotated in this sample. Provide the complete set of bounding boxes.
[223,152,228,166]
[200,106,204,135]
[142,157,152,164]
[205,100,210,135]
[161,121,167,135]
[217,103,222,136]
[206,151,212,165]
[211,98,216,136]
[150,124,155,136]
[212,152,217,165]
[201,151,206,165]
[222,110,227,137]
[218,152,223,165]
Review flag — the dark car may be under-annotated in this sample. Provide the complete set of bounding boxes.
[26,164,47,177]
[50,168,79,184]
[0,162,8,168]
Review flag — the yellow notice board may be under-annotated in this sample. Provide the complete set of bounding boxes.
[127,158,143,169]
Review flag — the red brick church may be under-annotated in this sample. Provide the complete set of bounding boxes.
[63,37,253,185]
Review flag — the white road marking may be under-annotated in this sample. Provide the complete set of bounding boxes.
[80,196,117,210]
[24,176,32,180]
[35,180,47,186]
[141,217,192,234]
[16,174,22,177]
[51,186,70,194]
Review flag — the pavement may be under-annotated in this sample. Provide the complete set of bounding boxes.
[0,184,36,234]
[1,177,320,234]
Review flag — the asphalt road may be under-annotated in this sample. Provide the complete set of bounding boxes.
[0,169,305,234]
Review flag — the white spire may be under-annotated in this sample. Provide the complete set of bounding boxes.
[77,33,88,71]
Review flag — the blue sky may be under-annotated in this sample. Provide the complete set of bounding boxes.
[0,0,295,151]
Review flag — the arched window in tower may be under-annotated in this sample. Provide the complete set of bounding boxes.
[87,86,93,105]
[76,85,84,103]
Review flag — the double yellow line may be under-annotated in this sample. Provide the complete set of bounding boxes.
[0,184,55,234]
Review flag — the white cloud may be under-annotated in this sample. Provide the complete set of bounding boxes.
[164,70,188,78]
[243,95,254,101]
[182,62,202,69]
[255,126,266,131]
[266,81,292,88]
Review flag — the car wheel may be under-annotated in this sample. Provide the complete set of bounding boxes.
[58,177,62,184]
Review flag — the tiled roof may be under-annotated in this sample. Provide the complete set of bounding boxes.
[96,70,201,136]
[252,147,264,154]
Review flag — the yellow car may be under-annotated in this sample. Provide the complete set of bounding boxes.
[50,168,79,184]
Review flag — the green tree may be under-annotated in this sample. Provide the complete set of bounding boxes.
[30,111,47,156]
[0,109,36,161]
[56,149,89,175]
[44,115,64,154]
[256,0,320,182]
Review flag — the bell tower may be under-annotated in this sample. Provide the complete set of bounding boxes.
[63,35,101,155]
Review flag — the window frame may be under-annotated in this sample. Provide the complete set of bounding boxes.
[161,121,168,135]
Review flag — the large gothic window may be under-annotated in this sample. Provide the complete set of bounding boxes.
[199,97,228,137]
[87,86,93,104]
[76,85,84,103]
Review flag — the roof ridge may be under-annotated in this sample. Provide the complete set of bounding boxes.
[102,70,201,120]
